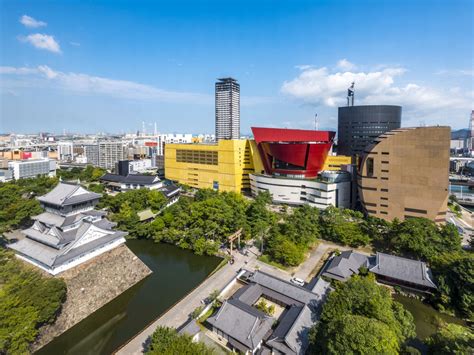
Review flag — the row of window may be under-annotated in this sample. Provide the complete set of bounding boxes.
[176,150,218,165]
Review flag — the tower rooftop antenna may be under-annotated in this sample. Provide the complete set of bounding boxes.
[347,82,355,106]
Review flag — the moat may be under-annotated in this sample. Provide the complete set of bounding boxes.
[36,239,221,355]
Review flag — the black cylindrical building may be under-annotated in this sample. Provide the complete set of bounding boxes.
[337,105,402,157]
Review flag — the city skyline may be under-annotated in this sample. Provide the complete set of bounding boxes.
[1,0,473,134]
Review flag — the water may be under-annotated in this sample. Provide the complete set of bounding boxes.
[37,240,221,355]
[393,294,466,352]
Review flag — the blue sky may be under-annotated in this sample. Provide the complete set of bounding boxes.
[1,0,472,134]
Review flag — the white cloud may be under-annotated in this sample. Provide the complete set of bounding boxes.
[20,34,61,53]
[281,62,473,125]
[0,66,38,75]
[336,59,357,71]
[0,65,210,104]
[435,69,474,77]
[20,15,47,28]
[70,41,81,47]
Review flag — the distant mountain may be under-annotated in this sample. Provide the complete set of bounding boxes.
[451,128,470,139]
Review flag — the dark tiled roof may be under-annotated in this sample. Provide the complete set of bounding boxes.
[369,252,437,289]
[322,250,370,281]
[207,298,274,351]
[101,173,160,185]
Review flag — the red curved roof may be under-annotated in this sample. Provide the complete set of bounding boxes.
[252,127,335,143]
[251,127,335,178]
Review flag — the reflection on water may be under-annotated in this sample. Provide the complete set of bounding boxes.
[36,240,221,355]
[393,294,466,352]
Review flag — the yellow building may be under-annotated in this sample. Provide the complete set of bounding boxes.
[165,140,263,192]
[322,155,352,171]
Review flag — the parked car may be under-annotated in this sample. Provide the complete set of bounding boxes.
[290,277,305,287]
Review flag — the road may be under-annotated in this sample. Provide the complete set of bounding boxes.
[115,240,353,354]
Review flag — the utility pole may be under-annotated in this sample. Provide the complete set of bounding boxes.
[314,113,319,131]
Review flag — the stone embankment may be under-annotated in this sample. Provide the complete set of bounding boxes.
[32,244,152,351]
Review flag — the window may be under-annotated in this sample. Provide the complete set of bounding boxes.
[366,158,374,177]
[176,149,218,165]
[404,207,427,214]
[381,188,389,192]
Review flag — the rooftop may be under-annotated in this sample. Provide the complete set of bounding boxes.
[38,182,102,206]
[322,251,371,282]
[369,252,437,289]
[100,173,160,185]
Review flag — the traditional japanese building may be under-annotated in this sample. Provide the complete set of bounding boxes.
[9,182,127,275]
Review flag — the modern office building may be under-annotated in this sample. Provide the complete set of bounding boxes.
[249,127,352,209]
[8,159,56,180]
[58,141,74,162]
[165,139,259,192]
[357,126,450,222]
[8,182,127,275]
[98,141,125,170]
[215,78,240,141]
[337,105,402,158]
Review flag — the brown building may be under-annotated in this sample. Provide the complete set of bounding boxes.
[357,126,450,223]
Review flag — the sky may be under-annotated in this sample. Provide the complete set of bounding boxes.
[0,0,473,135]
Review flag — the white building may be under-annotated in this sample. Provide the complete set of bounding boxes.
[215,78,240,141]
[156,134,192,155]
[8,159,56,180]
[58,141,74,161]
[8,182,127,275]
[129,159,153,173]
[250,171,351,209]
[99,141,125,170]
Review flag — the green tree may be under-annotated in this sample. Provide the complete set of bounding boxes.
[0,248,66,354]
[427,323,474,355]
[113,202,139,233]
[146,326,214,355]
[319,207,370,247]
[318,314,399,355]
[310,274,415,354]
[387,218,461,261]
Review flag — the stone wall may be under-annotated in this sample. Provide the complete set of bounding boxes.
[32,244,152,351]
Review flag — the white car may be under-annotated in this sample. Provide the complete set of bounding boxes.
[290,277,305,287]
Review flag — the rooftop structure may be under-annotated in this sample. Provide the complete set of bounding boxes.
[369,252,437,291]
[249,127,352,209]
[207,270,331,354]
[251,127,335,179]
[337,105,402,158]
[8,182,127,275]
[100,173,163,191]
[321,250,437,293]
[321,250,371,282]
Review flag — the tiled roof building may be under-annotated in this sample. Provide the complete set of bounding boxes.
[8,182,127,275]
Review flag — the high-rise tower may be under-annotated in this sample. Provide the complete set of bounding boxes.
[215,78,240,141]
